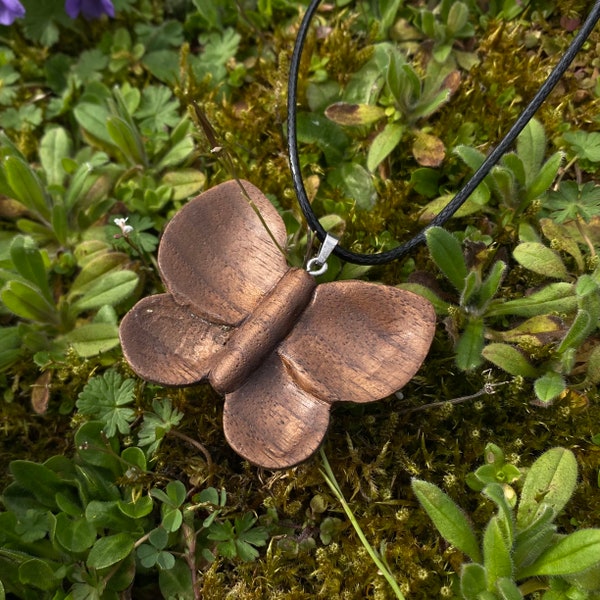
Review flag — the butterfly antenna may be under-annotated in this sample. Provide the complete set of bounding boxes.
[190,102,288,259]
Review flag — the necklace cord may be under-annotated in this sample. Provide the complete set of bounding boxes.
[287,0,600,266]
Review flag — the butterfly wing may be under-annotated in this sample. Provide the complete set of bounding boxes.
[222,353,330,469]
[158,179,289,325]
[279,281,436,403]
[119,293,231,385]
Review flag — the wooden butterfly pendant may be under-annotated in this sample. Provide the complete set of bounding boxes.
[119,180,436,469]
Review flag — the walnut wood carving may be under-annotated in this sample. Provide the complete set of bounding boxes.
[119,180,436,469]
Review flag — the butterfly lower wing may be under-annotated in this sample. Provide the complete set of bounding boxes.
[119,294,229,386]
[279,281,436,404]
[223,353,330,469]
[158,180,289,325]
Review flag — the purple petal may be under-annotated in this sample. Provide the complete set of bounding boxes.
[65,0,115,19]
[0,0,25,26]
[64,0,80,18]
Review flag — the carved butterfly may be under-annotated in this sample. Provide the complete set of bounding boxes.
[119,180,436,469]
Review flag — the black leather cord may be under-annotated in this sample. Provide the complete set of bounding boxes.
[287,0,600,265]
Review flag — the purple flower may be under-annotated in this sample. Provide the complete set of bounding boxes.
[0,0,25,26]
[65,0,115,20]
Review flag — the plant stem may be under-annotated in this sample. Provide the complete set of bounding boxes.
[319,448,406,600]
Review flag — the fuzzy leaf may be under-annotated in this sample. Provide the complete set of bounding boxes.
[482,343,537,378]
[460,563,487,600]
[412,479,481,562]
[517,448,577,531]
[39,127,72,187]
[483,516,514,587]
[519,529,600,577]
[425,226,468,291]
[513,242,568,279]
[62,323,121,357]
[456,318,485,371]
[517,118,546,186]
[533,372,566,405]
[367,122,404,171]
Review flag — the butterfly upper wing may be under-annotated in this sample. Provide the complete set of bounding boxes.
[120,179,288,386]
[158,179,289,325]
[223,353,331,469]
[278,281,436,404]
[119,293,230,385]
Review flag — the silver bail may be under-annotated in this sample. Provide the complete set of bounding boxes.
[306,234,338,276]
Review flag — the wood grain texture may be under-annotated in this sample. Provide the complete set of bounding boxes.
[223,353,331,469]
[158,179,288,325]
[119,293,229,385]
[119,179,437,469]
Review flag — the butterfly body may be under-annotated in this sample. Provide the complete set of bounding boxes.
[119,180,436,469]
[209,267,315,394]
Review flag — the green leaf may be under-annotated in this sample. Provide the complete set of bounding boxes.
[74,421,121,474]
[411,479,481,562]
[425,226,468,291]
[70,269,138,313]
[526,151,562,201]
[70,251,129,296]
[513,242,568,279]
[39,127,72,186]
[1,280,57,323]
[495,577,523,600]
[478,261,507,307]
[62,322,121,357]
[513,505,556,572]
[396,283,451,315]
[456,318,485,371]
[158,558,194,600]
[9,460,73,512]
[482,343,538,378]
[460,563,487,600]
[533,371,566,405]
[18,558,59,591]
[483,516,513,587]
[74,102,112,146]
[9,235,52,301]
[54,513,97,553]
[118,496,153,519]
[487,282,577,318]
[367,122,404,171]
[160,169,206,201]
[482,483,515,547]
[517,118,546,186]
[517,448,578,530]
[519,529,600,577]
[76,371,136,437]
[563,130,600,162]
[3,155,50,221]
[87,533,134,569]
[106,116,146,166]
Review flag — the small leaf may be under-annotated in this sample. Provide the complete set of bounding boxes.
[54,513,97,553]
[18,559,58,591]
[495,577,523,600]
[3,155,50,221]
[456,318,485,371]
[324,102,385,126]
[161,169,206,201]
[483,516,514,587]
[519,529,600,577]
[513,242,568,279]
[70,269,138,313]
[62,322,121,357]
[87,533,134,569]
[460,563,487,600]
[533,371,566,405]
[1,280,57,324]
[482,343,538,378]
[425,226,468,291]
[517,118,546,186]
[412,131,445,167]
[517,447,578,530]
[412,479,481,562]
[39,127,72,187]
[367,122,404,171]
